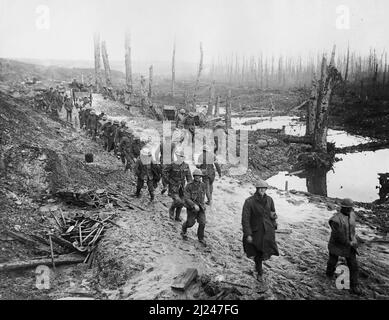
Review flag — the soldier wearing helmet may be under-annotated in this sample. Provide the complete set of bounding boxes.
[134,148,158,202]
[97,114,108,143]
[181,169,207,246]
[242,179,279,281]
[64,94,74,123]
[106,120,119,153]
[154,135,177,194]
[87,110,98,140]
[326,198,361,295]
[162,148,192,221]
[114,120,128,152]
[101,118,113,151]
[196,144,221,206]
[175,108,187,129]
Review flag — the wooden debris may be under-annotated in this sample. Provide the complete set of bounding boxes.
[276,229,293,234]
[4,230,52,253]
[0,253,85,272]
[171,268,198,291]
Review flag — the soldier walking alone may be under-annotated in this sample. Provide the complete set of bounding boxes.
[181,169,207,246]
[242,180,279,281]
[326,198,362,295]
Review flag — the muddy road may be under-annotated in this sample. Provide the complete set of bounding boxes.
[1,90,388,300]
[89,95,389,300]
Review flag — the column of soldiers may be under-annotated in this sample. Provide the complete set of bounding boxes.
[33,86,67,118]
[36,98,363,294]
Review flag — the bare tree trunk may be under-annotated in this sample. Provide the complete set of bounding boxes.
[225,90,232,128]
[306,74,318,136]
[101,40,112,87]
[193,42,204,109]
[207,81,215,117]
[171,40,176,97]
[124,31,133,94]
[148,65,153,99]
[93,32,103,92]
[140,75,148,110]
[313,46,340,153]
[344,44,350,83]
[382,53,388,88]
[214,96,220,117]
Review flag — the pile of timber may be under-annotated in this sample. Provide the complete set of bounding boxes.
[55,187,145,211]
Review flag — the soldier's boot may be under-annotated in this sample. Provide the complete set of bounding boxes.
[135,187,142,198]
[180,223,188,240]
[149,192,155,202]
[175,207,182,222]
[350,285,362,296]
[169,206,175,220]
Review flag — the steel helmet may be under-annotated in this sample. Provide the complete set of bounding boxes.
[202,145,210,152]
[90,110,96,115]
[179,108,186,114]
[113,120,120,125]
[141,148,152,156]
[102,115,108,120]
[120,120,126,126]
[175,149,185,158]
[341,198,354,208]
[255,179,269,188]
[192,169,203,177]
[215,121,225,128]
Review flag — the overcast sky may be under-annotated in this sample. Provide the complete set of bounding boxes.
[0,0,388,67]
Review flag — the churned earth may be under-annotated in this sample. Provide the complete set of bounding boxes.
[1,89,388,300]
[91,95,389,300]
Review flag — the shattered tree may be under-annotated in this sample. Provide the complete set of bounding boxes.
[148,65,153,99]
[312,46,342,152]
[207,81,215,117]
[124,32,133,94]
[93,33,103,91]
[225,90,232,128]
[305,73,318,136]
[101,40,112,87]
[171,40,176,97]
[193,42,204,109]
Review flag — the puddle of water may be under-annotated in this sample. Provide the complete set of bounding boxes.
[267,149,389,203]
[233,116,373,147]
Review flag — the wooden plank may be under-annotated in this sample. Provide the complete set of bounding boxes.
[4,230,52,253]
[276,229,293,234]
[0,254,85,272]
[50,235,77,252]
[171,268,198,291]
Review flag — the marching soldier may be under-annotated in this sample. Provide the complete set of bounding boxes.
[242,179,279,281]
[155,135,177,194]
[181,169,207,246]
[88,110,98,140]
[134,148,158,202]
[176,108,186,129]
[101,118,112,151]
[64,95,73,123]
[107,120,119,152]
[163,149,192,221]
[326,198,361,295]
[114,120,128,152]
[196,145,222,205]
[183,111,197,144]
